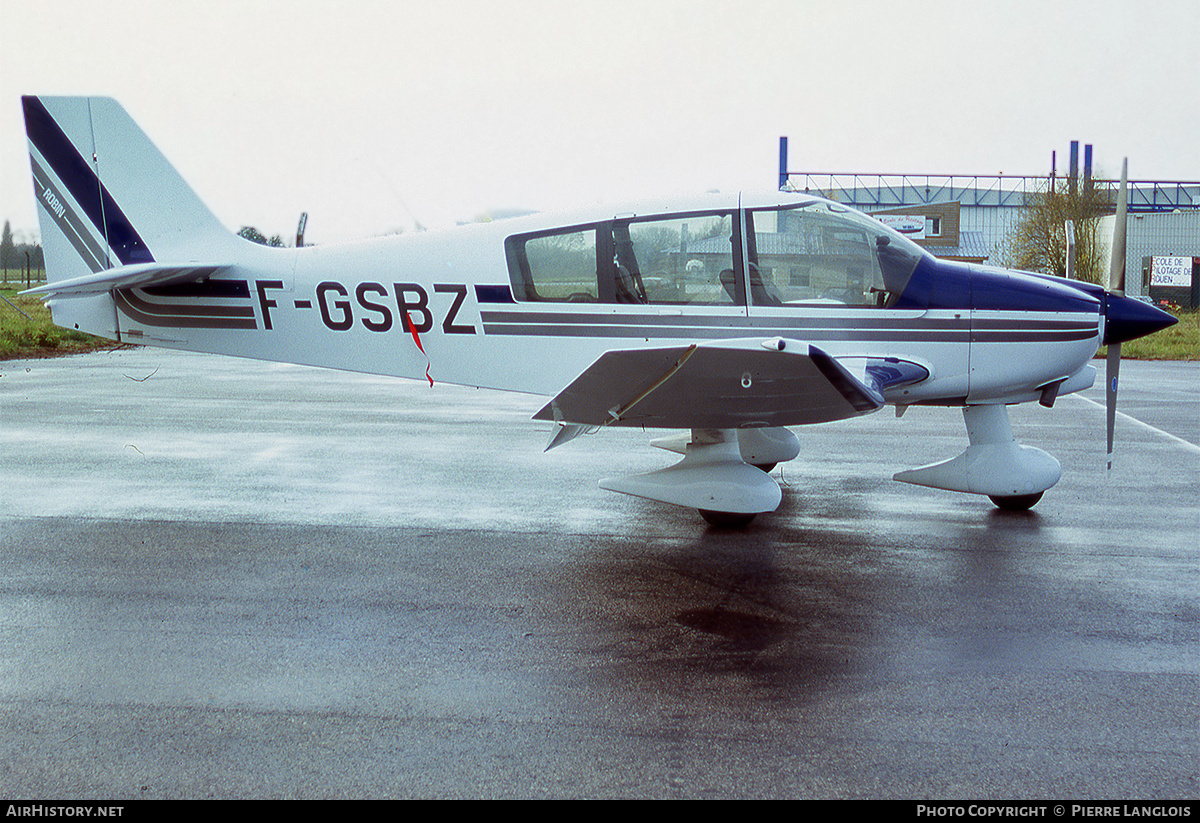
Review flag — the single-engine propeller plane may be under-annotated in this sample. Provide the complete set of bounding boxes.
[21,96,1177,526]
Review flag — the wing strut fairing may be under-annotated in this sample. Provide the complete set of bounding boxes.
[601,429,783,526]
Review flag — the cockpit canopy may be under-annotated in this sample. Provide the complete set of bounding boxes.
[505,196,928,308]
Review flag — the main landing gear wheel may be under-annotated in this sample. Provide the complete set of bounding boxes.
[988,492,1044,511]
[699,509,758,528]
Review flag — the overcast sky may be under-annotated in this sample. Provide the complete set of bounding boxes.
[2,0,1198,245]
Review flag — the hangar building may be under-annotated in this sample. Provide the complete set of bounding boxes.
[779,140,1200,303]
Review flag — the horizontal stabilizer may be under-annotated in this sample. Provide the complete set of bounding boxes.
[23,263,232,299]
[534,339,883,430]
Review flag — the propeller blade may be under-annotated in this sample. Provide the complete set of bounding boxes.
[1108,158,1128,294]
[1105,159,1128,471]
[1105,342,1121,472]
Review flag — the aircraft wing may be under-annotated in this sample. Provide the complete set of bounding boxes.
[534,339,884,431]
[22,263,232,298]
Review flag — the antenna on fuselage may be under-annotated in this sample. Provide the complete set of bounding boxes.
[366,157,426,232]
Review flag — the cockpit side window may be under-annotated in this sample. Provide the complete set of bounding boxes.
[746,203,925,308]
[505,210,742,305]
[615,211,739,305]
[505,225,604,303]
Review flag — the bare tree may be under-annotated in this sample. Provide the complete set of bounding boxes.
[999,180,1112,284]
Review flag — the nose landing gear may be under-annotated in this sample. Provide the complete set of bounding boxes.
[894,404,1060,509]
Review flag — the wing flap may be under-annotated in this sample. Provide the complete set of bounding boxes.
[22,263,232,298]
[534,339,883,430]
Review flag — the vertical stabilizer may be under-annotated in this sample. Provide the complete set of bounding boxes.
[23,95,242,337]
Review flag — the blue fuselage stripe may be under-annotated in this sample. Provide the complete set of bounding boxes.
[22,96,154,267]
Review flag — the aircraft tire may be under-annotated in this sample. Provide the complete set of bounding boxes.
[699,509,758,528]
[988,492,1044,511]
[751,463,777,473]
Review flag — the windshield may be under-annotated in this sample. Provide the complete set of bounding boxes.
[745,202,927,307]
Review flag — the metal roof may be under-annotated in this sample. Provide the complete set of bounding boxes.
[786,173,1200,213]
[921,231,991,260]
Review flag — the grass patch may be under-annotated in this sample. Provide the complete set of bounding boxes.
[1099,308,1199,361]
[0,284,121,359]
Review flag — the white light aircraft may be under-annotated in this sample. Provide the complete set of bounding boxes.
[21,97,1177,526]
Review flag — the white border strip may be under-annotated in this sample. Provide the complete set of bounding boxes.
[1072,394,1200,455]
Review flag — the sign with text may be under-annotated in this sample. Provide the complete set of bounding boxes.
[877,215,926,239]
[1150,256,1194,288]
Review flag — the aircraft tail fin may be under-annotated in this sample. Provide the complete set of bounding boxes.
[23,96,244,336]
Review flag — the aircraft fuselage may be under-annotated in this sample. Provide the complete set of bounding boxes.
[93,192,1110,417]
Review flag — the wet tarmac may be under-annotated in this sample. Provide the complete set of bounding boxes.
[1,348,1196,798]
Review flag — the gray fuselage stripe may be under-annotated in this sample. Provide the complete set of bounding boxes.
[31,158,109,274]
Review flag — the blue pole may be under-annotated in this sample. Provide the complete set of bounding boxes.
[778,136,788,190]
[1070,141,1079,195]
